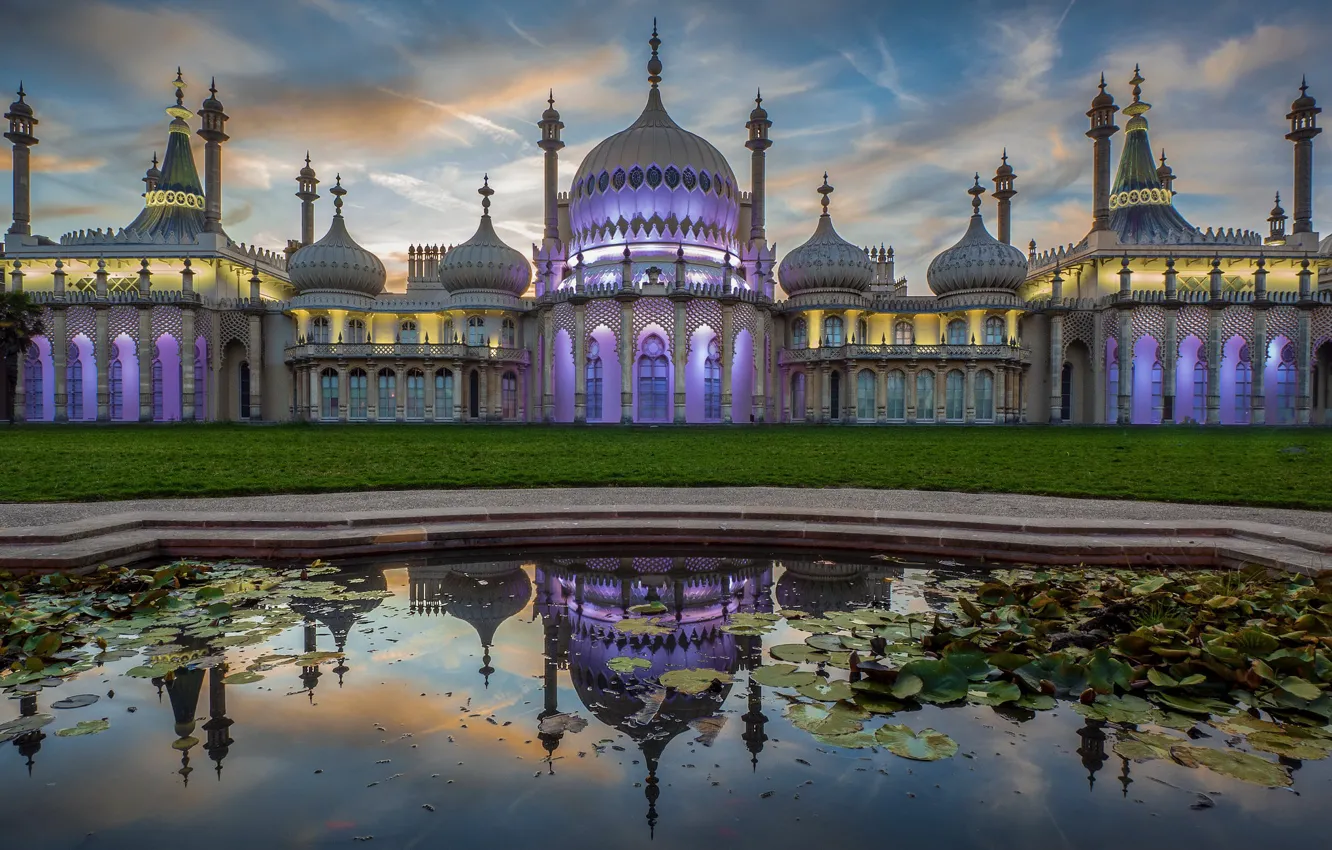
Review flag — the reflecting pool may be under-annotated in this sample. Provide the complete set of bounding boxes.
[2,550,1329,849]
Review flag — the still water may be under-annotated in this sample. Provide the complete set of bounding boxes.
[3,550,1327,849]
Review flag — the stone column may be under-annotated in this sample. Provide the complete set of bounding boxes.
[181,309,196,421]
[478,364,489,422]
[618,296,635,423]
[395,364,406,422]
[1205,310,1222,425]
[994,366,1006,424]
[752,322,767,424]
[1117,309,1132,425]
[338,365,349,422]
[875,365,888,424]
[906,365,917,423]
[720,301,734,424]
[453,359,464,422]
[425,362,436,421]
[573,299,587,423]
[137,306,152,422]
[1251,311,1268,426]
[1296,259,1315,425]
[50,307,68,423]
[935,365,947,422]
[1162,308,1178,424]
[1048,314,1064,424]
[541,311,555,422]
[816,365,829,422]
[248,313,263,421]
[672,297,687,424]
[964,362,976,424]
[309,365,321,420]
[94,306,109,422]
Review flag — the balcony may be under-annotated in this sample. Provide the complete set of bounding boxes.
[284,342,530,365]
[777,343,1029,366]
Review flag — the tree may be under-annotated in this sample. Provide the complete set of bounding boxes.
[0,291,44,421]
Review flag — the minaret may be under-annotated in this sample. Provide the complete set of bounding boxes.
[746,89,773,242]
[537,90,564,244]
[991,149,1016,244]
[1286,78,1321,236]
[1155,149,1175,194]
[196,77,229,234]
[296,153,319,246]
[1266,193,1288,245]
[142,152,161,195]
[1085,74,1120,233]
[4,83,38,238]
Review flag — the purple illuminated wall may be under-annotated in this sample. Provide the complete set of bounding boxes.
[552,329,574,423]
[731,328,754,423]
[154,335,181,422]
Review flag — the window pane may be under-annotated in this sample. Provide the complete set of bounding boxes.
[916,372,935,421]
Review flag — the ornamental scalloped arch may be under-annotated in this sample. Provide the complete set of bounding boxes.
[1131,304,1164,346]
[552,302,576,341]
[1220,306,1252,343]
[108,306,138,341]
[686,299,722,348]
[219,312,251,361]
[66,305,96,341]
[1266,306,1298,344]
[632,297,674,356]
[151,305,183,342]
[733,301,758,347]
[1061,310,1095,361]
[1312,307,1332,355]
[1176,306,1209,349]
[584,299,620,351]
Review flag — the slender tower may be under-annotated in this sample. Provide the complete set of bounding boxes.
[537,90,564,244]
[142,152,161,195]
[1085,74,1119,233]
[296,153,319,246]
[992,149,1016,244]
[196,77,229,234]
[4,84,38,237]
[1155,149,1175,194]
[746,89,772,242]
[1286,78,1321,236]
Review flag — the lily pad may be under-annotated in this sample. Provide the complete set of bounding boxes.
[796,679,855,702]
[51,694,100,710]
[614,618,675,637]
[628,602,668,615]
[1113,730,1183,762]
[966,681,1022,706]
[1245,731,1332,760]
[659,668,733,695]
[1169,744,1292,788]
[0,713,53,744]
[898,659,968,704]
[56,718,109,737]
[1014,654,1088,697]
[874,725,958,761]
[223,671,265,685]
[607,657,653,675]
[537,712,588,735]
[1074,694,1159,724]
[804,634,847,652]
[814,729,879,749]
[770,645,830,665]
[789,618,844,635]
[786,701,869,736]
[1015,693,1057,711]
[750,664,817,689]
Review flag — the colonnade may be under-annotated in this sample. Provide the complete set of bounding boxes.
[778,360,1026,424]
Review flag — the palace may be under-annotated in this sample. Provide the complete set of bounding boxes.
[2,27,1330,426]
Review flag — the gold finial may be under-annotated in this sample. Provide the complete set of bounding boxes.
[1124,65,1150,116]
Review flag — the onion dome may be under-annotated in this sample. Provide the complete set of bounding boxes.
[7,82,33,118]
[142,152,162,192]
[926,175,1028,296]
[777,175,874,295]
[437,176,532,296]
[298,151,316,181]
[1292,76,1317,112]
[542,89,560,122]
[288,175,386,297]
[200,77,223,113]
[749,89,769,123]
[1090,73,1114,110]
[567,22,740,251]
[125,70,206,242]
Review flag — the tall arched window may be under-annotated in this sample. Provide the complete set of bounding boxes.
[893,321,913,346]
[946,319,968,346]
[310,316,331,344]
[108,350,122,421]
[856,369,875,421]
[67,343,84,421]
[984,316,1004,345]
[790,372,806,421]
[916,370,935,422]
[406,369,425,419]
[823,315,844,347]
[887,370,906,421]
[1150,361,1163,424]
[399,320,419,344]
[152,359,164,421]
[239,362,251,419]
[502,371,518,419]
[586,339,603,422]
[469,370,481,419]
[467,316,486,347]
[791,318,807,349]
[855,318,868,345]
[501,318,516,348]
[704,339,722,421]
[435,369,454,420]
[320,368,339,420]
[975,370,995,422]
[1235,345,1252,424]
[23,345,42,420]
[1277,343,1296,424]
[945,369,965,421]
[377,368,396,419]
[1060,362,1073,422]
[1192,358,1207,422]
[637,334,669,421]
[348,369,368,420]
[442,319,455,344]
[347,318,366,344]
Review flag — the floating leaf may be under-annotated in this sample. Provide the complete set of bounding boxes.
[796,679,855,702]
[628,602,668,616]
[770,645,830,665]
[1277,676,1322,701]
[898,659,968,704]
[1074,694,1158,724]
[607,657,653,675]
[1015,654,1088,697]
[537,712,587,735]
[751,664,817,689]
[1170,744,1292,788]
[786,701,868,737]
[874,725,958,761]
[891,673,924,700]
[814,730,879,749]
[1245,731,1332,760]
[614,618,674,637]
[966,681,1021,706]
[805,634,846,652]
[790,618,844,635]
[1085,648,1133,694]
[1015,693,1057,711]
[51,694,100,710]
[659,669,733,695]
[56,718,109,737]
[1113,729,1182,762]
[0,713,53,744]
[223,671,265,685]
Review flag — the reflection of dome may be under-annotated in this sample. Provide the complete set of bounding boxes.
[288,566,389,650]
[775,559,896,615]
[567,25,739,253]
[440,565,533,647]
[927,177,1027,297]
[778,175,874,296]
[288,176,386,297]
[437,177,531,296]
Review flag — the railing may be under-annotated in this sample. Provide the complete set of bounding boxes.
[778,343,1029,365]
[284,342,531,364]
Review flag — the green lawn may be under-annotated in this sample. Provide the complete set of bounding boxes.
[0,424,1328,508]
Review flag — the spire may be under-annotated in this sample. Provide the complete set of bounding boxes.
[479,173,493,217]
[1123,64,1151,119]
[331,173,345,216]
[1108,64,1197,243]
[968,172,984,216]
[167,68,191,122]
[1155,148,1174,193]
[647,19,662,88]
[817,172,833,216]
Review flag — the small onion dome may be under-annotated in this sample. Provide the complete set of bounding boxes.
[926,175,1028,296]
[7,82,33,118]
[299,151,316,180]
[542,89,560,122]
[995,149,1014,178]
[288,175,386,297]
[201,77,223,112]
[1090,73,1115,109]
[438,176,532,296]
[777,174,874,295]
[1292,77,1317,112]
[749,89,768,122]
[144,152,162,183]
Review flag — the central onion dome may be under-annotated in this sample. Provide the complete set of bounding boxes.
[926,175,1027,296]
[567,23,740,253]
[778,175,874,296]
[288,176,386,297]
[438,176,532,296]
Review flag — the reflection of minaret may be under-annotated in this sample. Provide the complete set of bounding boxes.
[535,604,571,773]
[12,693,44,776]
[644,748,661,839]
[410,561,532,689]
[166,666,206,786]
[202,665,234,780]
[289,565,389,691]
[1075,719,1108,791]
[300,618,322,701]
[1118,757,1132,798]
[740,676,768,772]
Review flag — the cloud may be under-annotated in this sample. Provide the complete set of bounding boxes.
[839,33,921,106]
[504,12,545,49]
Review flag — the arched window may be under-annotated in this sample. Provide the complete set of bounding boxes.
[467,316,486,347]
[791,317,807,349]
[23,345,42,420]
[1235,345,1252,424]
[637,334,669,422]
[108,351,122,421]
[310,316,331,344]
[239,362,251,419]
[347,318,367,344]
[348,369,368,420]
[1277,343,1296,424]
[855,318,868,345]
[67,343,84,421]
[152,359,164,421]
[377,368,396,419]
[984,316,1004,345]
[1150,361,1163,424]
[442,319,455,344]
[468,370,481,419]
[586,339,603,422]
[946,319,968,346]
[320,368,339,420]
[399,320,419,344]
[790,372,806,421]
[856,369,875,421]
[1060,362,1073,422]
[975,370,995,422]
[893,321,913,346]
[887,370,906,421]
[916,370,935,422]
[502,371,518,419]
[501,318,516,348]
[704,339,722,421]
[829,370,841,419]
[1192,358,1207,423]
[435,369,454,420]
[945,369,965,421]
[406,369,425,419]
[823,315,844,347]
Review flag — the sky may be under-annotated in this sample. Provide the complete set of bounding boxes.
[3,0,1329,293]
